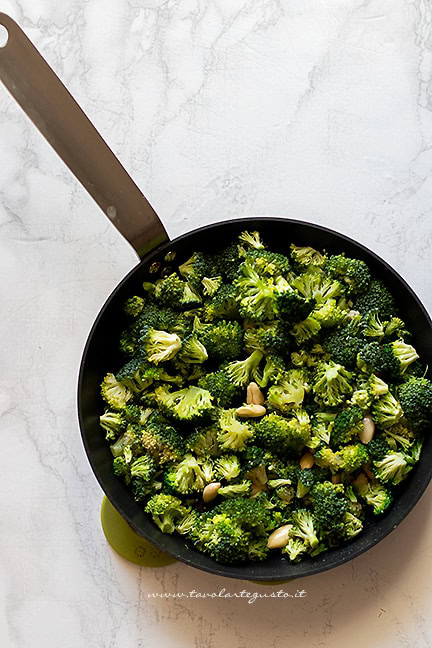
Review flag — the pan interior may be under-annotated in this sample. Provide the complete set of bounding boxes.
[78,217,432,581]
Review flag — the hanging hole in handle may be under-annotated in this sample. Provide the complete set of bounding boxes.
[0,24,9,48]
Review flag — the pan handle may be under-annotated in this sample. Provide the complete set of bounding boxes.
[0,13,169,258]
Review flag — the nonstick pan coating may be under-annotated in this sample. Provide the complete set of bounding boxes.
[78,217,432,582]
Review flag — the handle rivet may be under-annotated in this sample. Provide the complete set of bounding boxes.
[106,205,117,220]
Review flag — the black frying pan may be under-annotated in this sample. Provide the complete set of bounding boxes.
[1,13,431,582]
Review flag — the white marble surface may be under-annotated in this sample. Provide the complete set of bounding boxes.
[1,0,432,646]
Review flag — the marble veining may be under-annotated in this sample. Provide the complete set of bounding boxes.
[1,1,432,646]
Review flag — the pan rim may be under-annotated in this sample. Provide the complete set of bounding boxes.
[77,216,432,581]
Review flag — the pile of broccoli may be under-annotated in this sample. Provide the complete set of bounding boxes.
[99,231,431,565]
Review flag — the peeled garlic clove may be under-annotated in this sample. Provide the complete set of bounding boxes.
[236,404,266,418]
[299,451,315,469]
[359,415,375,444]
[202,482,221,503]
[267,524,293,549]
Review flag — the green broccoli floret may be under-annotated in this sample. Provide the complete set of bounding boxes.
[353,473,393,515]
[145,493,190,534]
[296,465,329,498]
[291,509,319,549]
[360,309,386,341]
[213,243,243,281]
[116,357,177,392]
[245,249,292,278]
[311,481,348,541]
[282,536,309,562]
[234,258,276,321]
[366,433,392,461]
[326,253,371,294]
[291,267,345,304]
[101,373,132,409]
[383,423,416,451]
[351,374,389,409]
[193,512,250,563]
[177,334,208,364]
[322,321,364,370]
[99,410,126,442]
[372,392,403,429]
[163,453,208,494]
[123,295,145,317]
[331,406,363,447]
[185,425,219,456]
[353,279,397,320]
[179,252,211,284]
[113,456,132,482]
[267,369,310,413]
[203,283,239,320]
[313,299,347,329]
[290,244,326,268]
[155,385,213,422]
[243,321,291,356]
[248,537,270,561]
[217,409,254,451]
[218,481,252,498]
[141,412,185,464]
[373,451,412,485]
[215,454,241,481]
[225,350,264,387]
[343,511,363,539]
[312,361,353,406]
[399,377,432,432]
[198,320,243,361]
[339,443,369,473]
[290,314,321,344]
[201,276,223,297]
[197,370,241,407]
[153,273,185,307]
[254,412,311,454]
[238,230,265,250]
[273,281,316,323]
[130,454,157,481]
[175,510,200,537]
[140,327,182,364]
[314,446,343,474]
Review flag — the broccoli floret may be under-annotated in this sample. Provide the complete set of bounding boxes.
[130,454,157,481]
[353,473,393,515]
[177,334,208,364]
[331,406,363,447]
[296,465,329,498]
[273,281,316,323]
[179,252,211,284]
[140,327,182,364]
[245,249,292,278]
[198,320,243,361]
[314,446,343,473]
[123,295,145,317]
[185,425,219,456]
[163,453,208,494]
[373,451,412,485]
[313,299,347,329]
[291,509,319,549]
[383,423,416,451]
[218,481,252,498]
[141,412,185,464]
[281,537,308,561]
[353,279,397,320]
[343,511,363,539]
[290,244,326,268]
[326,253,371,294]
[238,230,265,250]
[234,258,276,321]
[215,455,241,481]
[312,361,353,407]
[243,321,291,356]
[322,322,364,370]
[311,481,348,541]
[240,445,266,474]
[399,377,432,432]
[213,243,242,281]
[248,537,270,561]
[217,409,254,451]
[197,370,241,408]
[290,314,321,344]
[201,276,223,297]
[225,350,264,387]
[154,385,213,422]
[115,357,177,393]
[101,373,132,409]
[351,374,389,410]
[267,369,310,413]
[99,410,126,442]
[145,493,190,534]
[339,443,369,473]
[372,392,403,429]
[203,283,239,320]
[153,273,185,307]
[254,412,311,454]
[366,433,392,461]
[113,455,132,482]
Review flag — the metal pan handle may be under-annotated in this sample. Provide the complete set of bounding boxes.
[0,13,168,258]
